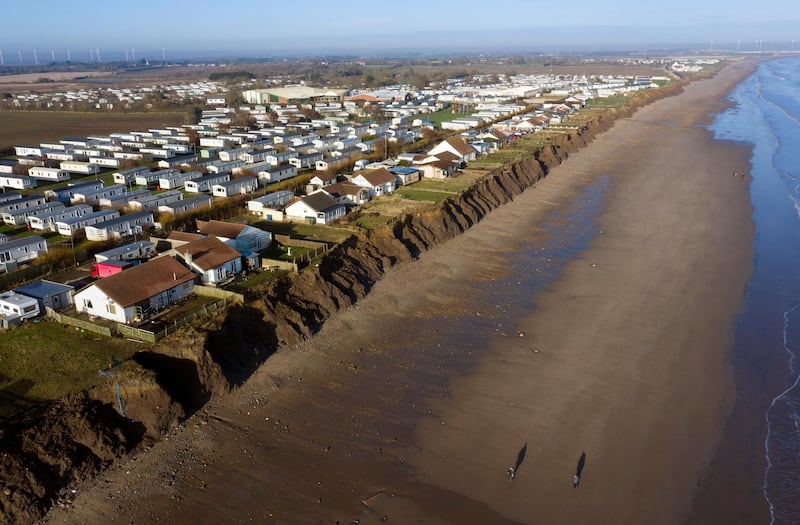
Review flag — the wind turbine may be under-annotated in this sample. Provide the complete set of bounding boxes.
[66,48,71,62]
[131,47,136,62]
[0,50,4,66]
[33,48,38,65]
[50,49,55,62]
[95,48,101,62]
[125,48,129,62]
[18,50,22,64]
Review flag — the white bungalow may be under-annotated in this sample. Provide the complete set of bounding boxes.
[351,168,397,198]
[74,256,195,323]
[175,235,243,285]
[284,192,347,225]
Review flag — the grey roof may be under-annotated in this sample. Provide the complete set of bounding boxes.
[14,279,74,298]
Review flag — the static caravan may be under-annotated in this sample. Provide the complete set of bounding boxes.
[45,180,104,204]
[94,240,156,262]
[128,190,183,211]
[211,177,258,198]
[254,163,297,186]
[27,166,70,182]
[60,160,100,175]
[98,188,151,209]
[56,209,120,236]
[0,236,48,272]
[139,147,175,159]
[0,195,46,214]
[2,202,64,226]
[88,156,122,168]
[113,166,151,186]
[14,145,47,157]
[0,291,40,320]
[0,174,37,190]
[84,210,154,241]
[207,160,245,174]
[27,204,93,231]
[157,195,212,216]
[184,173,231,193]
[70,183,127,205]
[158,171,202,190]
[135,168,178,188]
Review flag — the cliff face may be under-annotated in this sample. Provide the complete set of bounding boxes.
[0,87,679,523]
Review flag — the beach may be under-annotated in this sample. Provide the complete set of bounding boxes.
[44,59,760,525]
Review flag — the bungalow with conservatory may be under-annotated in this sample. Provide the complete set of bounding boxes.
[0,236,48,273]
[416,159,456,179]
[284,192,347,225]
[175,235,243,286]
[196,219,272,253]
[351,168,397,198]
[184,172,231,193]
[84,210,154,241]
[74,255,195,323]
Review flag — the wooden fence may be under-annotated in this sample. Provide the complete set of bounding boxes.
[47,308,113,337]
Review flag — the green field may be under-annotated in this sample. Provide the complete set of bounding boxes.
[0,110,187,153]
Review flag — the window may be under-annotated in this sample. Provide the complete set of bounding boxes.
[23,305,36,314]
[106,304,116,314]
[84,299,93,309]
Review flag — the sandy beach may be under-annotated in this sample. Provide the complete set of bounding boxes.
[44,60,759,525]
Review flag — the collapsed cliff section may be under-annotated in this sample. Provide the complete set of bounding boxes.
[0,83,686,524]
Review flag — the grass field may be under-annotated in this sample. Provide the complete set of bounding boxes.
[0,110,188,152]
[0,320,142,416]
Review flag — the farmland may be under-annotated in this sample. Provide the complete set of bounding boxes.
[0,110,187,153]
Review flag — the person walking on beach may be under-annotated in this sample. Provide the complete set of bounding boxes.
[573,451,586,488]
[507,466,516,481]
[573,474,580,488]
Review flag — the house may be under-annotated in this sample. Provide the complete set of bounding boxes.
[351,168,397,197]
[308,170,338,190]
[196,219,272,252]
[427,136,477,162]
[184,173,231,193]
[247,190,295,220]
[388,166,421,186]
[84,210,154,241]
[13,279,74,312]
[323,182,370,206]
[0,291,40,320]
[416,159,456,179]
[0,236,48,273]
[284,192,347,225]
[175,235,243,285]
[74,256,196,323]
[211,176,258,197]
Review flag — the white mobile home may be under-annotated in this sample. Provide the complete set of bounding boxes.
[94,240,156,262]
[0,174,37,190]
[0,291,40,320]
[158,171,202,190]
[70,184,127,205]
[254,163,297,186]
[56,209,120,236]
[98,188,152,209]
[211,177,258,197]
[135,168,178,187]
[0,236,48,273]
[45,181,104,204]
[2,202,65,226]
[247,190,295,220]
[60,160,100,175]
[207,160,245,174]
[113,166,151,186]
[128,190,183,211]
[184,173,230,193]
[27,166,70,182]
[28,204,93,231]
[0,195,46,214]
[88,156,122,168]
[84,210,154,241]
[158,195,212,216]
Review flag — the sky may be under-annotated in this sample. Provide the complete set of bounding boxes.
[1,0,799,63]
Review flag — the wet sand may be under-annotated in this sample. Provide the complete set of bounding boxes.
[45,60,759,525]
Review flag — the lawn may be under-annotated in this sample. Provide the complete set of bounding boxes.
[253,220,353,244]
[0,319,141,415]
[426,107,472,127]
[396,189,452,203]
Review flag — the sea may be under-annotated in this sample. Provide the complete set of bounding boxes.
[709,57,800,524]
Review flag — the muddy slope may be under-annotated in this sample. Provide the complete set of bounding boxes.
[0,83,684,524]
